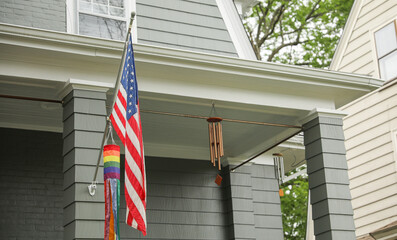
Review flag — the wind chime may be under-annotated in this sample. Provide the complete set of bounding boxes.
[273,153,285,197]
[207,116,224,171]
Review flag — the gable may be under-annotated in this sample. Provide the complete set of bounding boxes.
[136,0,239,57]
[331,0,397,80]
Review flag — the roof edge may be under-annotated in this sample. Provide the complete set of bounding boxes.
[330,0,363,70]
[216,0,257,60]
[0,23,381,93]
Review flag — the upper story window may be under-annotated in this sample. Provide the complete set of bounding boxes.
[67,0,134,41]
[374,21,397,81]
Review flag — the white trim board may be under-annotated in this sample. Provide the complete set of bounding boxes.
[330,0,364,70]
[216,0,257,60]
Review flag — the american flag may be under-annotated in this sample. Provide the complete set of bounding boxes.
[110,34,147,235]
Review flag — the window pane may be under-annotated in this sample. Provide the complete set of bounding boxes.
[93,0,108,4]
[110,0,124,8]
[379,50,397,80]
[374,22,397,58]
[109,7,124,17]
[93,3,108,14]
[79,1,92,12]
[79,13,126,40]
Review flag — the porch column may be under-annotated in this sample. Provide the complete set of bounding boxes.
[302,109,356,240]
[225,164,283,240]
[61,80,112,240]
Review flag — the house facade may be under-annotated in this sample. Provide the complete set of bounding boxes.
[331,0,397,239]
[0,0,381,239]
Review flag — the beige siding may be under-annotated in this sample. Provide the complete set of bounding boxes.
[341,84,397,238]
[336,0,397,78]
[334,1,397,236]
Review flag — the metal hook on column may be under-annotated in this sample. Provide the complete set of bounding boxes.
[88,181,97,196]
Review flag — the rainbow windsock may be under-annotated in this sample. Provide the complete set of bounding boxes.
[104,144,120,240]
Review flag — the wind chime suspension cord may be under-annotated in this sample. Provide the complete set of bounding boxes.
[140,109,302,129]
[208,102,219,118]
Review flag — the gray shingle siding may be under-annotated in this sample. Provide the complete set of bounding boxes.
[118,157,230,239]
[136,0,238,57]
[0,0,65,32]
[0,128,64,240]
[0,0,238,57]
[0,126,283,239]
[303,116,356,240]
[224,164,284,240]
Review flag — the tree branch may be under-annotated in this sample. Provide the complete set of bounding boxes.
[258,4,285,47]
[255,1,275,48]
[267,39,310,62]
[305,0,322,21]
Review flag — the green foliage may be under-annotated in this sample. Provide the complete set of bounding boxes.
[280,167,309,239]
[244,0,354,68]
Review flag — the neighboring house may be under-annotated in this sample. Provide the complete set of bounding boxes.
[0,0,381,239]
[331,0,397,239]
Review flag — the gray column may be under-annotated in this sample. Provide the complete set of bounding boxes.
[225,164,283,240]
[62,84,109,240]
[251,164,283,240]
[225,165,256,240]
[303,110,356,240]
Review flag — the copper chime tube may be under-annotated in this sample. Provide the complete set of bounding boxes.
[212,122,218,160]
[216,123,221,170]
[208,123,214,164]
[207,117,224,170]
[218,122,224,156]
[211,123,216,166]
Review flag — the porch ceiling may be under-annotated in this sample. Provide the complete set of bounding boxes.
[0,24,382,168]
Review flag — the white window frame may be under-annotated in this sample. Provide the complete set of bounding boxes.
[66,0,137,42]
[370,17,397,80]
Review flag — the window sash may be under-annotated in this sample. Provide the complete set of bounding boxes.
[374,20,397,80]
[374,21,397,58]
[76,0,128,40]
[79,0,127,21]
[379,50,397,81]
[79,13,127,41]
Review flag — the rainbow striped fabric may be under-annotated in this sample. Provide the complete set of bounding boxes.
[104,144,120,240]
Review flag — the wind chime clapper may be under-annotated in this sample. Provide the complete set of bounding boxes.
[273,153,285,197]
[207,117,224,171]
